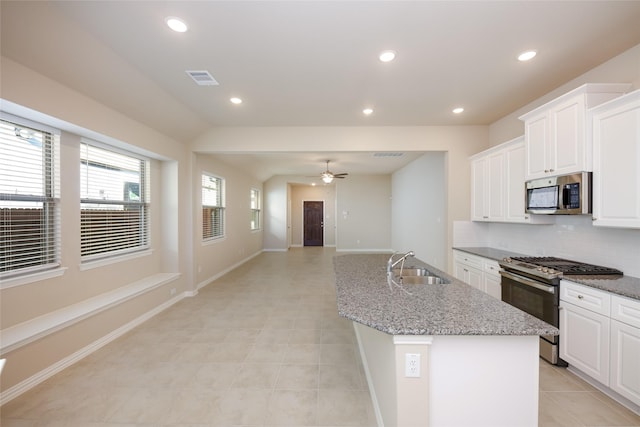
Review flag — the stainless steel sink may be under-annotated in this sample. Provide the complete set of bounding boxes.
[391,268,449,285]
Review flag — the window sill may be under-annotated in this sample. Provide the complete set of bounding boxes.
[0,267,68,290]
[80,249,153,271]
[202,236,226,246]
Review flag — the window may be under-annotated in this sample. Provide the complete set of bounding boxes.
[202,173,225,240]
[250,188,261,231]
[80,141,149,261]
[0,116,60,278]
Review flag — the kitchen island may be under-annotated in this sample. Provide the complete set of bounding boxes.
[334,253,558,427]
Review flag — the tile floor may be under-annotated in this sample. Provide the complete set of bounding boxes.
[2,247,640,426]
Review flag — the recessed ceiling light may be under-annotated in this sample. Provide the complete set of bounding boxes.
[379,50,396,63]
[166,17,188,33]
[518,50,537,61]
[452,107,464,114]
[363,108,374,116]
[230,97,242,105]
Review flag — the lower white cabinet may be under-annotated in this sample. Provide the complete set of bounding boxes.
[611,319,640,404]
[560,280,640,408]
[453,250,501,299]
[560,299,611,385]
[454,258,483,291]
[483,259,502,299]
[610,295,640,405]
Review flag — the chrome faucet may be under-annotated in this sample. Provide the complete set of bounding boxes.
[387,251,415,290]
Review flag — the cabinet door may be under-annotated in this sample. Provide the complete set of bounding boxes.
[591,91,640,229]
[487,152,505,220]
[466,266,483,291]
[550,96,585,175]
[471,158,487,221]
[484,273,502,300]
[505,140,527,222]
[524,113,549,180]
[610,320,640,406]
[560,301,610,385]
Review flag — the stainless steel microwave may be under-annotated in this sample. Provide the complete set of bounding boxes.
[525,172,592,215]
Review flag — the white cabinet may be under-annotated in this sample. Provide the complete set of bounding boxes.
[471,151,504,221]
[560,281,640,408]
[453,251,483,291]
[471,137,552,224]
[590,89,640,229]
[520,83,631,181]
[483,260,502,300]
[560,281,611,385]
[453,250,501,299]
[610,295,640,406]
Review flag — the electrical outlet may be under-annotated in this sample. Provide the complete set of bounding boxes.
[405,353,420,378]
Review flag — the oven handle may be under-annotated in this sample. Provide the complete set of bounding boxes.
[499,270,556,294]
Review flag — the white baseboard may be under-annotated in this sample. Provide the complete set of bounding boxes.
[0,290,186,406]
[263,248,288,252]
[196,250,263,290]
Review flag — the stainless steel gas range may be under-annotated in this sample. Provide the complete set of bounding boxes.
[498,256,622,365]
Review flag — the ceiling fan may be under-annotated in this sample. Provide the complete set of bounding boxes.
[318,160,348,184]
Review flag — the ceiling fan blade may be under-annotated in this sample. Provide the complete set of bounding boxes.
[333,173,348,177]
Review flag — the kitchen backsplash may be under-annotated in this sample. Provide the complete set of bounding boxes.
[453,218,640,278]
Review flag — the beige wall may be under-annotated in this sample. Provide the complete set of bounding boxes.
[290,184,337,247]
[193,125,489,258]
[193,154,264,287]
[1,58,196,395]
[392,152,447,270]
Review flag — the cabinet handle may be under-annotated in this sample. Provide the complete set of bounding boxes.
[544,169,549,173]
[549,168,554,172]
[578,295,584,299]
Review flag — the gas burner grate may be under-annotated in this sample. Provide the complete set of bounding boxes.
[511,256,623,276]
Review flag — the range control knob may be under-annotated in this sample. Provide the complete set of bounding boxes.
[503,257,512,263]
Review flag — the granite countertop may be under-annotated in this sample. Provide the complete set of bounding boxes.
[454,246,640,301]
[333,253,559,337]
[453,246,528,262]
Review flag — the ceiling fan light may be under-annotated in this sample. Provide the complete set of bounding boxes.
[322,174,334,184]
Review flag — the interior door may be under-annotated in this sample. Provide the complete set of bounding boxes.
[303,201,324,246]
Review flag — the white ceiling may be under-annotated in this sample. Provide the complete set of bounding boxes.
[2,1,640,181]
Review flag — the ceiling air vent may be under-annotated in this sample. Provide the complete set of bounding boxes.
[186,70,219,86]
[373,152,404,157]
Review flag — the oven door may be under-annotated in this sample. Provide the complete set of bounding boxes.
[500,269,558,344]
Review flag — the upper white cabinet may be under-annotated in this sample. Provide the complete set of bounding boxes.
[589,89,640,229]
[520,83,631,181]
[471,150,504,221]
[471,137,552,224]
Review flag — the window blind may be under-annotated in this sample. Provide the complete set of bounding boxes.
[202,173,224,239]
[80,141,149,260]
[0,117,60,277]
[250,188,260,230]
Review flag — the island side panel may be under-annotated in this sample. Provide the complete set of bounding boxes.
[354,323,432,427]
[353,322,398,427]
[429,335,539,427]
